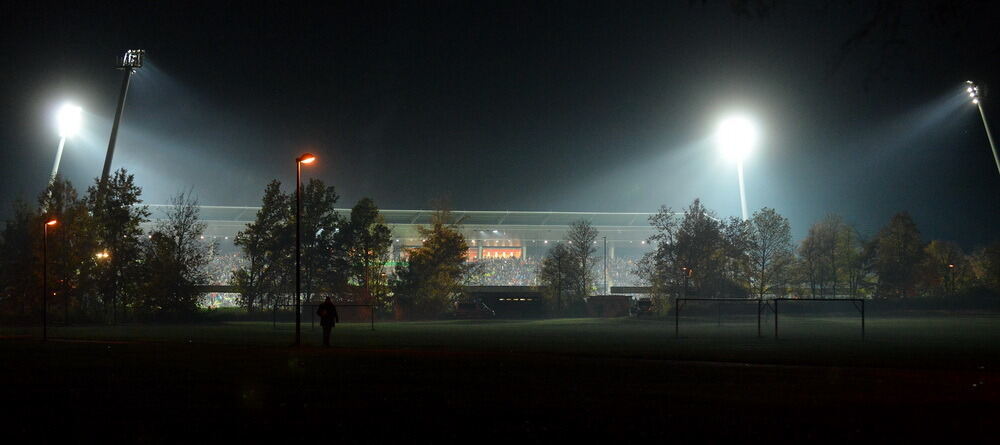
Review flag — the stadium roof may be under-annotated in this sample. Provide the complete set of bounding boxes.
[144,205,676,245]
[146,205,663,227]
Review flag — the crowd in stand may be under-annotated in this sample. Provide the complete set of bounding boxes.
[464,256,646,288]
[466,257,542,286]
[203,253,646,288]
[205,253,247,285]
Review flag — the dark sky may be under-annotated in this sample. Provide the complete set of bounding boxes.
[2,1,998,247]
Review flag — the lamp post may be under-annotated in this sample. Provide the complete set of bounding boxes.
[966,81,1000,176]
[948,263,955,295]
[50,104,82,186]
[42,219,57,341]
[99,49,144,193]
[681,267,691,298]
[295,152,317,346]
[716,116,759,221]
[603,236,608,294]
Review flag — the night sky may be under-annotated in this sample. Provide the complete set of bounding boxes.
[2,1,998,247]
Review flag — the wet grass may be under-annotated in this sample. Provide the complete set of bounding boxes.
[2,315,997,441]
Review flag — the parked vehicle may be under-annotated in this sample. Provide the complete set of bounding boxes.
[629,297,654,317]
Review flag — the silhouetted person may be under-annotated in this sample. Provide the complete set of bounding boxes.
[317,297,339,347]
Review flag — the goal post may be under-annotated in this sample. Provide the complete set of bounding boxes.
[773,298,864,339]
[675,298,768,338]
[674,297,865,339]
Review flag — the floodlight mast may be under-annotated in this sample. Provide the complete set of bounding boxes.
[99,49,144,193]
[967,81,1000,176]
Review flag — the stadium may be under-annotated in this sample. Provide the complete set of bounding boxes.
[146,205,662,312]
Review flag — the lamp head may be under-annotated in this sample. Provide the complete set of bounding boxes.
[57,104,83,138]
[967,80,981,104]
[297,153,317,164]
[46,219,58,226]
[120,49,145,69]
[716,116,758,162]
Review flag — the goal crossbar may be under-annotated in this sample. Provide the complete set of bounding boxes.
[674,297,865,339]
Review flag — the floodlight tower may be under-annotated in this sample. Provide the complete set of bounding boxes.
[967,81,1000,176]
[99,49,145,191]
[716,116,759,221]
[50,104,82,186]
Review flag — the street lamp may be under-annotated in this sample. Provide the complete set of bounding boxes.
[99,49,145,193]
[50,104,82,185]
[42,219,57,341]
[294,152,316,346]
[966,81,1000,176]
[716,115,759,221]
[948,263,956,295]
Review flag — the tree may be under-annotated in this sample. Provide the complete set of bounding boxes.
[919,240,967,297]
[970,243,1000,292]
[639,199,745,312]
[334,197,392,314]
[0,200,38,318]
[296,178,341,303]
[393,209,470,318]
[872,212,924,298]
[537,242,579,315]
[720,216,752,297]
[747,208,793,299]
[85,169,149,321]
[565,220,599,297]
[37,177,94,322]
[138,191,214,316]
[233,180,291,311]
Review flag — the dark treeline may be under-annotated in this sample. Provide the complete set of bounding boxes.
[4,174,999,322]
[623,199,1000,315]
[0,171,441,322]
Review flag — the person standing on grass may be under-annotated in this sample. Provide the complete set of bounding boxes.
[317,297,339,347]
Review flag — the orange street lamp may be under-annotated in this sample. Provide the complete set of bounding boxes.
[295,153,317,346]
[43,219,57,341]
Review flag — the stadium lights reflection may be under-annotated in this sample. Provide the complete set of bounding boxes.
[966,81,1000,176]
[715,115,759,221]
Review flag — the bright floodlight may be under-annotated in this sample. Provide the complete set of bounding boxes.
[57,104,83,138]
[716,116,758,162]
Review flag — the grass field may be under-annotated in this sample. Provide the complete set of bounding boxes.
[2,315,998,441]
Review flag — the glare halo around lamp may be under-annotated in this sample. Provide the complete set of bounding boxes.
[50,104,83,185]
[715,115,759,221]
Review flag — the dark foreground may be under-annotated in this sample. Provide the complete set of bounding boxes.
[2,318,998,442]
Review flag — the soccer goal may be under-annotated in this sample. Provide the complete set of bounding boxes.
[674,298,770,338]
[772,298,865,339]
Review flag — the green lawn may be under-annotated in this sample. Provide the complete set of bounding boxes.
[2,315,997,441]
[5,314,999,369]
